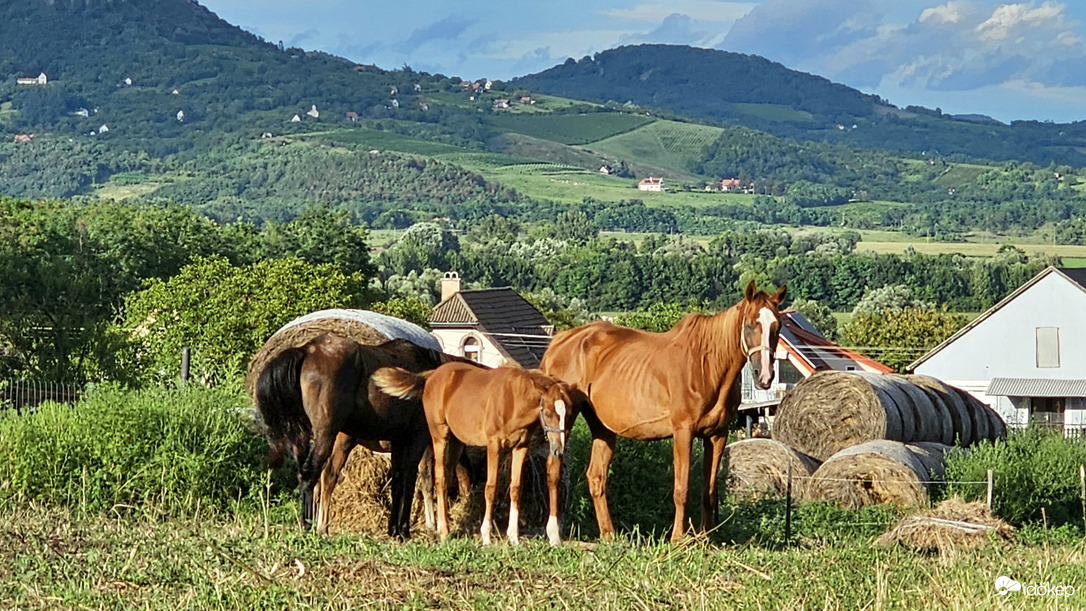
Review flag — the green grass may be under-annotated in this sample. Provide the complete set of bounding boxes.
[586,120,723,177]
[1061,257,1086,268]
[299,128,470,156]
[2,506,1084,610]
[484,113,654,145]
[732,103,814,123]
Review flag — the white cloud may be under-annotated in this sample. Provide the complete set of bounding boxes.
[602,1,756,23]
[919,1,973,24]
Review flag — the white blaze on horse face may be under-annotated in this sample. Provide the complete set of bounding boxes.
[554,399,567,449]
[757,307,776,388]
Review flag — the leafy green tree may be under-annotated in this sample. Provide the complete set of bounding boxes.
[547,209,598,244]
[839,306,966,373]
[379,222,460,276]
[615,300,712,333]
[521,288,594,331]
[369,297,432,329]
[256,204,375,275]
[788,298,839,341]
[851,284,933,316]
[119,256,372,385]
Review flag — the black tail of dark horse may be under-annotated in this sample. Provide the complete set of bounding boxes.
[254,347,314,523]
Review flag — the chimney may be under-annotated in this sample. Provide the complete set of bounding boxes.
[440,271,461,302]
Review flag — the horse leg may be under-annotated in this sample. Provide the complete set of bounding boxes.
[454,454,472,501]
[506,445,528,545]
[545,451,563,545]
[432,433,453,541]
[481,441,500,546]
[289,434,311,530]
[670,426,694,543]
[700,435,727,533]
[389,435,429,540]
[299,429,336,532]
[584,411,618,540]
[417,444,437,532]
[315,432,356,535]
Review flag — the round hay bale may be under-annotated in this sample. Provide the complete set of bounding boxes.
[908,441,950,480]
[951,387,990,444]
[246,308,440,396]
[905,375,971,446]
[887,374,952,446]
[800,440,951,509]
[877,497,1014,556]
[722,438,821,500]
[773,371,908,462]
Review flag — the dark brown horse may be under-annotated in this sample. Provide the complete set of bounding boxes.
[541,281,786,541]
[255,333,470,539]
[374,363,573,546]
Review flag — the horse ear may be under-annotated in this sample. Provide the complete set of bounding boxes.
[744,280,757,301]
[772,284,788,306]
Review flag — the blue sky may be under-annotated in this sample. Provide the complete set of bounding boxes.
[199,1,1086,123]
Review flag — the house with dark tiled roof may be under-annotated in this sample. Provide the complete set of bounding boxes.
[739,311,891,433]
[429,272,554,368]
[910,266,1086,435]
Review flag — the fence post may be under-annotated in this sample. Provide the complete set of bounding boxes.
[784,460,793,548]
[986,468,994,510]
[1079,465,1085,531]
[181,347,191,383]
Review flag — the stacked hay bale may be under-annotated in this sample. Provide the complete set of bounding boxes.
[877,497,1015,556]
[722,438,820,500]
[773,371,1005,462]
[724,371,1006,508]
[799,440,951,508]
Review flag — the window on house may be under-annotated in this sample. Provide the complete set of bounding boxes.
[1036,327,1060,368]
[462,337,480,362]
[1031,397,1065,430]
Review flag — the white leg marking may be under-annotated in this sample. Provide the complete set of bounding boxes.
[546,515,560,546]
[506,504,520,545]
[481,518,492,546]
[555,399,567,448]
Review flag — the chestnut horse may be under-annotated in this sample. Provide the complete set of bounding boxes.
[541,281,786,541]
[255,333,473,538]
[374,363,573,546]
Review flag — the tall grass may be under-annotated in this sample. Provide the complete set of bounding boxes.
[0,384,271,516]
[943,428,1086,527]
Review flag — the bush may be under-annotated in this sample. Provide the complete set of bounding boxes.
[0,384,273,515]
[943,428,1086,527]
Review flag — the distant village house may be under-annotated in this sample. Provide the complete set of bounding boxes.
[16,73,48,86]
[637,177,664,192]
[345,111,359,122]
[13,134,34,143]
[720,178,741,192]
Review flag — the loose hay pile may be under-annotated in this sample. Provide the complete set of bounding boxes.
[723,438,820,499]
[877,497,1014,555]
[774,371,1005,462]
[800,440,951,509]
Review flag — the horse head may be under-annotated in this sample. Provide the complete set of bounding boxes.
[537,380,572,458]
[740,280,787,390]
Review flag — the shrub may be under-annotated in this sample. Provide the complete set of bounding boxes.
[0,384,272,515]
[942,428,1086,527]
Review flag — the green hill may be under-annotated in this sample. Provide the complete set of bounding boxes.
[513,45,1086,168]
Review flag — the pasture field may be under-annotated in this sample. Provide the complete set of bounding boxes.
[299,128,470,157]
[586,119,724,176]
[485,113,654,146]
[3,506,1084,610]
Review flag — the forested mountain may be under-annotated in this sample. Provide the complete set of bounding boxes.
[514,45,1086,167]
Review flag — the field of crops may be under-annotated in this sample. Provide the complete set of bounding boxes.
[485,113,654,145]
[301,128,470,156]
[586,120,724,176]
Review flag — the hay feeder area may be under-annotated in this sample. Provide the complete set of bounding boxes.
[877,497,1014,556]
[773,371,1006,462]
[800,440,951,509]
[723,438,820,500]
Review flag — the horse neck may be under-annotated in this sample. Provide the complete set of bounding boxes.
[673,306,747,387]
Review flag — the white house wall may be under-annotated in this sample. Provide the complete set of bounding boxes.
[430,328,505,369]
[915,272,1086,427]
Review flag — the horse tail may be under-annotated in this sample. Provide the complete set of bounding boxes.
[255,346,311,469]
[371,366,427,400]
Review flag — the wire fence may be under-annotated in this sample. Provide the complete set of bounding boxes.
[0,380,85,414]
